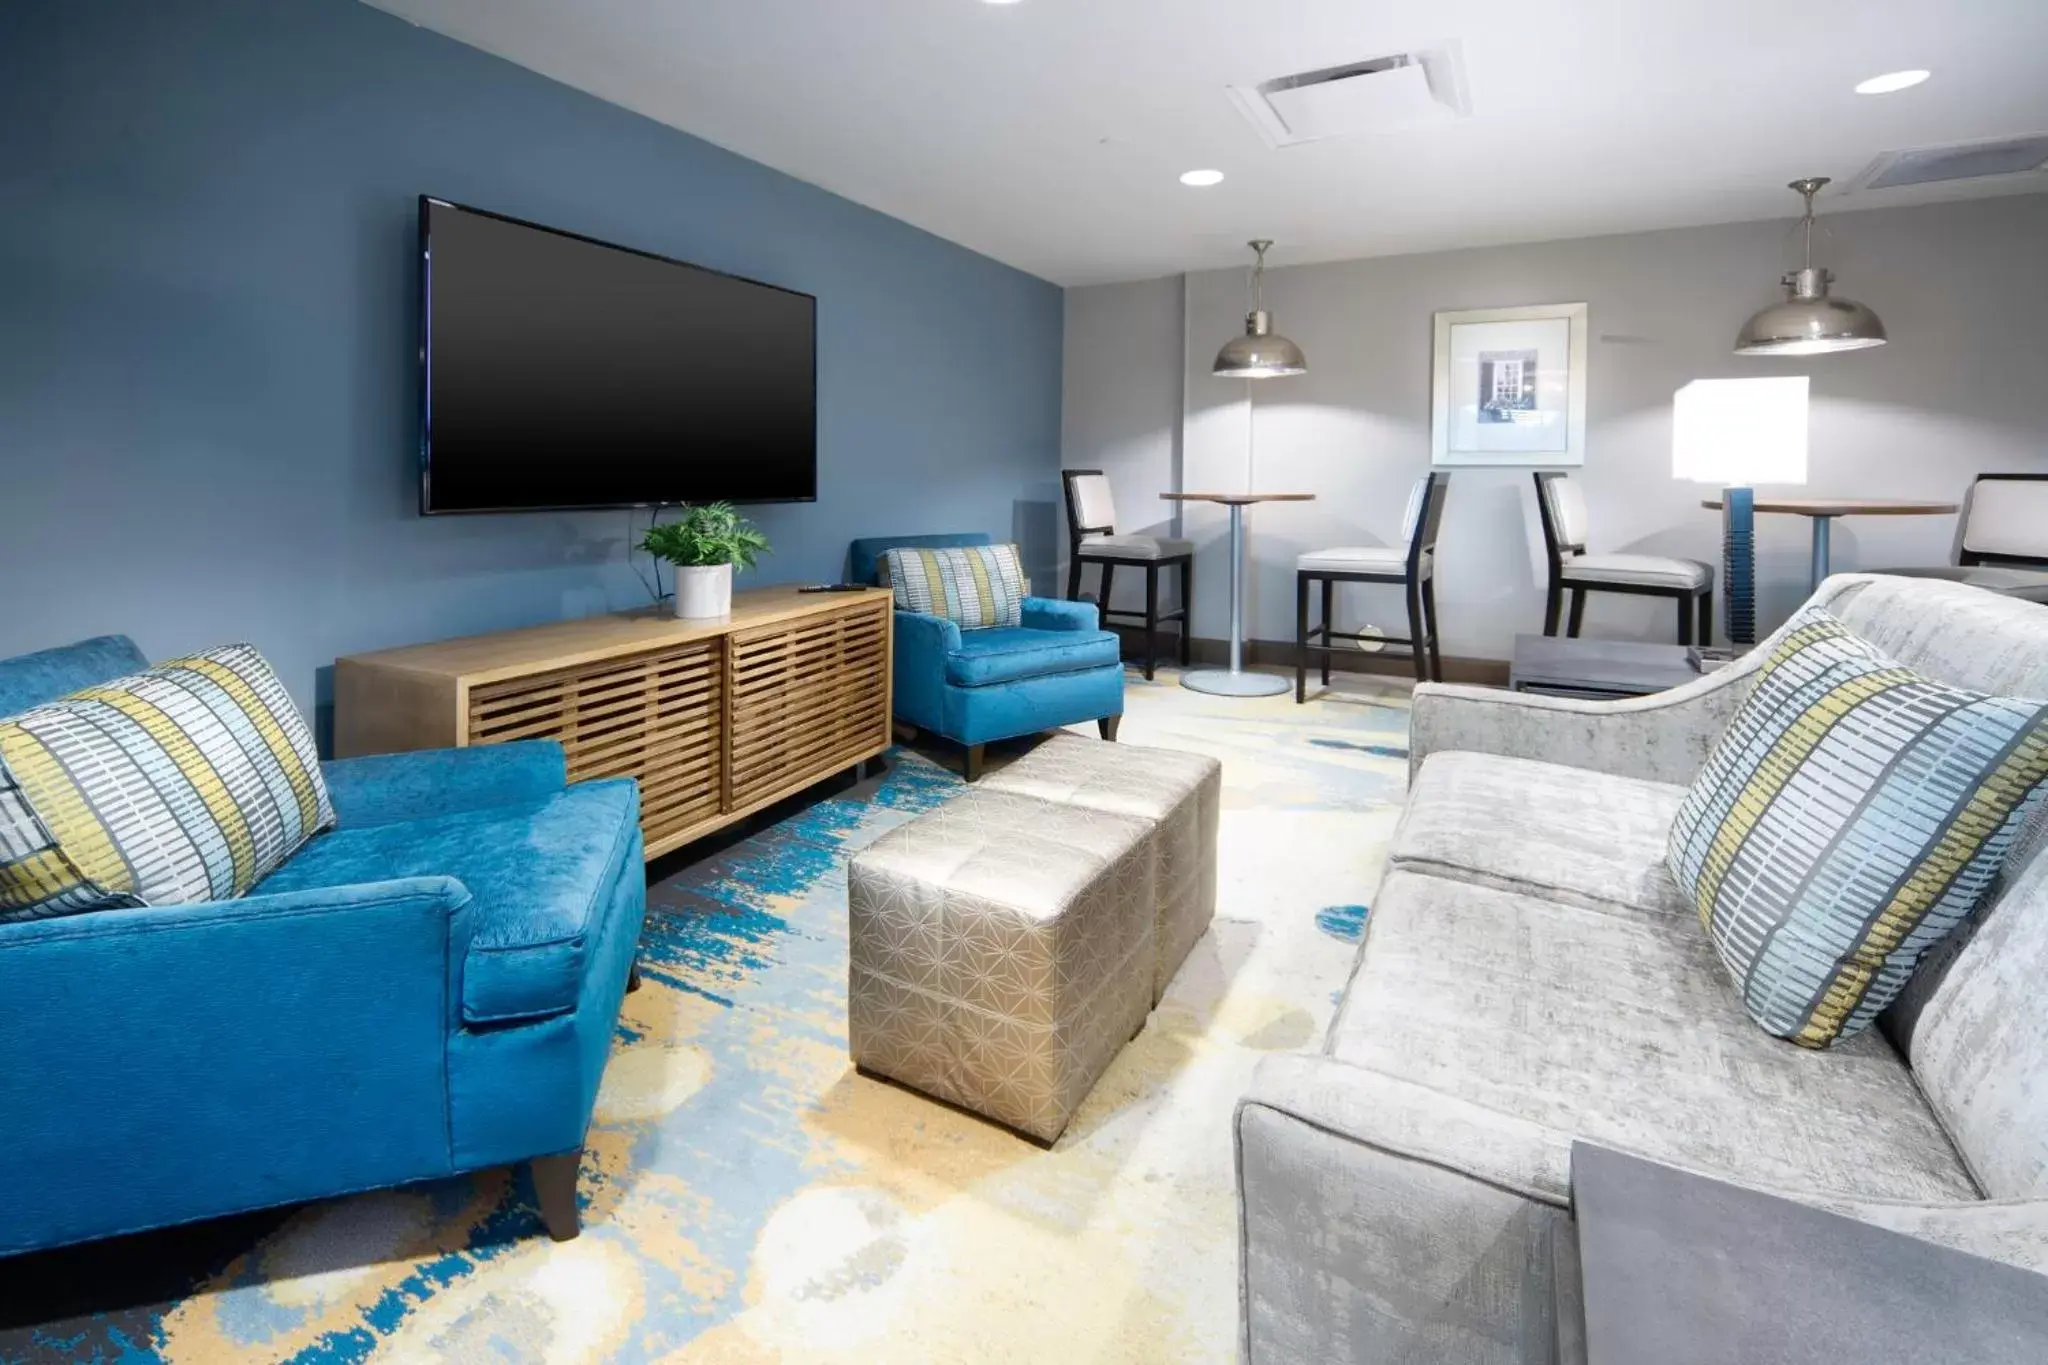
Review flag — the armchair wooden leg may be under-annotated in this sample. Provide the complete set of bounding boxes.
[1566,589,1587,638]
[530,1150,583,1242]
[1098,715,1121,742]
[627,965,642,993]
[963,743,985,782]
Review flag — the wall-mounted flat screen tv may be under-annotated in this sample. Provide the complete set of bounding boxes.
[419,197,817,513]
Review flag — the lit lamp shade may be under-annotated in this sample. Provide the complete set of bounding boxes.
[1672,376,1810,486]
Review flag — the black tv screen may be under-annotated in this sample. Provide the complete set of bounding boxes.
[419,197,817,513]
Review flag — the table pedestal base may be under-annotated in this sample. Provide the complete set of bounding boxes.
[1180,668,1290,698]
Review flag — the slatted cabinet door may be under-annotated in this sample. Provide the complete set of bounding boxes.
[466,640,724,852]
[726,600,890,812]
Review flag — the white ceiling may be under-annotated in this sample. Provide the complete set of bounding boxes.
[365,0,2048,286]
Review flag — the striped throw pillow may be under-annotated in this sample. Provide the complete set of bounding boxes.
[0,645,335,921]
[1667,607,2048,1048]
[881,543,1029,629]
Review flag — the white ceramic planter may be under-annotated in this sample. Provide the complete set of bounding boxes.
[673,563,733,619]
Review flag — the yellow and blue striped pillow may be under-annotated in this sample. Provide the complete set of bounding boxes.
[1667,607,2048,1048]
[0,645,335,921]
[881,543,1029,629]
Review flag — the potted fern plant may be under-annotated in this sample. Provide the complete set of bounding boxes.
[641,502,771,619]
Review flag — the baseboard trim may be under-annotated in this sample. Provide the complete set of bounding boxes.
[1104,624,1509,687]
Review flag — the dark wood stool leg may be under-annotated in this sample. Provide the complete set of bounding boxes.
[1405,580,1429,683]
[1421,574,1443,682]
[1566,589,1588,638]
[626,965,642,993]
[530,1150,583,1241]
[1320,578,1334,686]
[1179,556,1194,668]
[1098,714,1120,742]
[1676,592,1694,646]
[963,743,985,782]
[1698,589,1714,648]
[1295,572,1311,703]
[1143,565,1160,682]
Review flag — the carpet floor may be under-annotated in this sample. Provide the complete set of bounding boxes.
[1,666,1412,1364]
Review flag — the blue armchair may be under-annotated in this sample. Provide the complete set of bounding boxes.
[0,636,645,1256]
[849,534,1125,780]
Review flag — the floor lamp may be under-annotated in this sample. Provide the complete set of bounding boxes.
[1672,377,1809,647]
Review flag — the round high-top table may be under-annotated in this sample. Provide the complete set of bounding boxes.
[1700,497,1959,592]
[1161,491,1316,697]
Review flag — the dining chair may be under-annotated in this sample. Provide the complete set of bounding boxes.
[1062,470,1194,680]
[1294,472,1448,701]
[1534,472,1714,645]
[1880,472,2048,603]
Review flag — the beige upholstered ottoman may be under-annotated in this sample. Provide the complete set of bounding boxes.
[981,733,1221,1003]
[847,788,1156,1143]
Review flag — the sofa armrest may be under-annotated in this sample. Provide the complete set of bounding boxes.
[0,879,473,1254]
[322,741,568,827]
[1021,596,1098,632]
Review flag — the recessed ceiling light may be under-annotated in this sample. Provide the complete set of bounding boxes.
[1180,169,1226,187]
[982,0,1024,6]
[1855,69,1931,95]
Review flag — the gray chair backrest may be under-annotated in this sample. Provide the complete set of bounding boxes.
[1961,473,2048,568]
[1825,576,2048,1197]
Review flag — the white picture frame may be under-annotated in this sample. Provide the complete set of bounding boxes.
[1430,302,1588,467]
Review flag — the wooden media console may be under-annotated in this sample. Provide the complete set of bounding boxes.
[334,586,893,860]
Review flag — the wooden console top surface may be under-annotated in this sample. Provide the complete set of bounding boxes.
[338,585,893,687]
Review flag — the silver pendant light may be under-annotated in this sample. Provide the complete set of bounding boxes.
[1213,239,1307,378]
[1735,178,1888,356]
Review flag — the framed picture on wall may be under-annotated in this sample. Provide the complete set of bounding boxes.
[1430,302,1588,467]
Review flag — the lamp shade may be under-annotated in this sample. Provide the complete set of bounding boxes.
[1735,269,1888,356]
[1214,309,1308,378]
[1672,376,1810,485]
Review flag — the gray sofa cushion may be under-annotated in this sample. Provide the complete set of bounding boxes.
[1391,751,1690,916]
[1330,870,1976,1204]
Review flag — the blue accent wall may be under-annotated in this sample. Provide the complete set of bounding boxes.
[0,0,1063,734]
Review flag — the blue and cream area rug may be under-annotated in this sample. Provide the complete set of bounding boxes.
[3,668,1412,1365]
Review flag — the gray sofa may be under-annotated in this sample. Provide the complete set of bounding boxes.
[1235,574,2048,1364]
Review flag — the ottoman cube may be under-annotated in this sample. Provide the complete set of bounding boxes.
[982,733,1221,1002]
[848,789,1155,1142]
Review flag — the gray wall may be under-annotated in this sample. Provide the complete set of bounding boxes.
[1063,193,2048,660]
[0,0,1063,735]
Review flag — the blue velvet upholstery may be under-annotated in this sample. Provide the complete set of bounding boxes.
[850,535,1124,751]
[944,625,1122,687]
[0,634,148,716]
[0,637,647,1255]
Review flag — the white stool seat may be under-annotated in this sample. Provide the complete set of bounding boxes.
[1297,546,1407,574]
[1078,534,1192,561]
[1562,553,1713,590]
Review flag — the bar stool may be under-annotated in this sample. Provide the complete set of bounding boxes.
[1295,472,1448,701]
[1534,472,1714,645]
[1062,470,1194,680]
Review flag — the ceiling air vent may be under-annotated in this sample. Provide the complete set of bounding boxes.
[1852,135,2048,190]
[1228,45,1470,149]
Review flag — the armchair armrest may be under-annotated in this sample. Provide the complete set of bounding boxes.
[322,740,568,827]
[0,879,473,1253]
[890,611,961,733]
[1022,596,1099,632]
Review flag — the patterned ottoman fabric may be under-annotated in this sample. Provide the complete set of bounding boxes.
[848,788,1156,1142]
[982,733,1222,1003]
